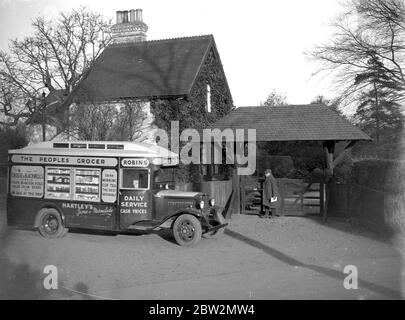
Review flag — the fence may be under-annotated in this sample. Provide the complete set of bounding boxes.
[174,180,233,209]
[200,180,233,208]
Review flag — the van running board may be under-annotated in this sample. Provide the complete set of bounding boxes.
[127,221,228,232]
[127,220,172,231]
[205,223,228,233]
[127,225,163,231]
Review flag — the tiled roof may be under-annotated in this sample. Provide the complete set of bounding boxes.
[71,35,215,102]
[210,105,371,141]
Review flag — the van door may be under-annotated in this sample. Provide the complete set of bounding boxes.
[118,168,152,229]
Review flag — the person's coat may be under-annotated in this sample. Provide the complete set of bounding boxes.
[262,174,280,208]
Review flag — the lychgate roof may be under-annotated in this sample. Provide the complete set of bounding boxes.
[71,35,216,102]
[210,105,371,141]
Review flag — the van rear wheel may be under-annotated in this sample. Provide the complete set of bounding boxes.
[172,214,202,246]
[37,208,68,239]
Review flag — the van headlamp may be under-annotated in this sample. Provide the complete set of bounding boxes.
[196,200,205,209]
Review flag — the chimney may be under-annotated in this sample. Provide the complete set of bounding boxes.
[122,10,129,23]
[116,11,123,24]
[111,8,148,44]
[135,9,143,22]
[130,9,136,22]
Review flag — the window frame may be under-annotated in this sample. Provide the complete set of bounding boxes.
[45,166,72,200]
[73,167,101,202]
[206,83,212,113]
[119,168,150,191]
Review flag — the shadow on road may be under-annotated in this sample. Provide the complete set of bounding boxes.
[302,215,395,245]
[242,211,396,245]
[0,226,91,299]
[224,228,402,299]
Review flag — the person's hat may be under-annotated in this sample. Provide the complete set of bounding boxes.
[264,169,272,174]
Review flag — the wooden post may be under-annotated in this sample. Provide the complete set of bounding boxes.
[300,184,304,213]
[320,182,325,215]
[240,176,246,215]
[231,165,241,215]
[322,140,357,221]
[279,179,284,216]
[333,140,356,168]
[323,140,336,222]
[323,188,329,221]
[259,178,264,215]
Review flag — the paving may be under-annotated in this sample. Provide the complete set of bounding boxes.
[0,194,403,300]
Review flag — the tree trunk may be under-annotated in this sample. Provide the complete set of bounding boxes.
[373,80,380,144]
[42,109,46,142]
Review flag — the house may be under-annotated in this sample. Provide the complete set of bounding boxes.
[58,8,233,143]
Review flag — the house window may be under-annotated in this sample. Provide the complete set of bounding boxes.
[206,83,211,113]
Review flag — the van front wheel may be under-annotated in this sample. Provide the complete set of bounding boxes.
[172,214,202,246]
[37,208,68,239]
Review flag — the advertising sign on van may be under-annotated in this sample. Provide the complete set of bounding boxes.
[121,158,149,167]
[11,155,117,167]
[10,166,44,198]
[101,169,118,203]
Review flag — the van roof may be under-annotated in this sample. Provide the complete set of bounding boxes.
[9,141,179,163]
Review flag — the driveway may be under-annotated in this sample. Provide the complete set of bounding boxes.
[0,194,403,300]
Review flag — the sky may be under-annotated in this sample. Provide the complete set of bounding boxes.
[0,0,343,108]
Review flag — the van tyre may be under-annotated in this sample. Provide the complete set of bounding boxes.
[37,208,68,239]
[59,227,69,238]
[172,214,202,246]
[203,208,226,239]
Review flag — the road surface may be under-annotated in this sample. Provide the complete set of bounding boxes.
[0,195,403,299]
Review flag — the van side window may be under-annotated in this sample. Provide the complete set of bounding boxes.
[74,168,101,202]
[121,169,149,190]
[45,167,71,200]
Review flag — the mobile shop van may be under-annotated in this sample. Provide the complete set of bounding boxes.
[7,141,228,246]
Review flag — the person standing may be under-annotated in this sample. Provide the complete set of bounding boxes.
[261,169,280,218]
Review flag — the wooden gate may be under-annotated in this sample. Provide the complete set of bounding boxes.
[241,177,325,216]
[277,179,325,216]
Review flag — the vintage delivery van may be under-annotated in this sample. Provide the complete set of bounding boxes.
[6,141,228,246]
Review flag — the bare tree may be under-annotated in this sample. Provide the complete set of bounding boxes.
[0,6,110,128]
[69,104,115,141]
[310,94,346,116]
[307,0,405,105]
[112,101,149,141]
[69,101,148,141]
[260,89,288,107]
